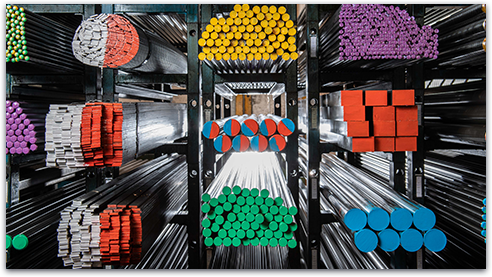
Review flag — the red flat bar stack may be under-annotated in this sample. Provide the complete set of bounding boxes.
[81,103,123,167]
[341,90,374,152]
[367,89,418,152]
[99,206,142,265]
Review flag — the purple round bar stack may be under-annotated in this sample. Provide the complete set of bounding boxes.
[339,4,439,61]
[6,100,39,154]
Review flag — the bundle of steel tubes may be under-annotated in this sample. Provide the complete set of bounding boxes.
[6,5,84,73]
[297,171,390,268]
[202,114,294,153]
[427,4,486,68]
[320,89,418,152]
[123,223,188,269]
[72,13,187,74]
[320,223,390,269]
[123,203,188,269]
[202,152,298,249]
[45,102,187,168]
[424,80,485,148]
[6,100,47,154]
[199,4,297,74]
[57,154,187,268]
[319,4,438,70]
[299,140,446,254]
[6,179,86,269]
[210,243,289,269]
[423,150,485,268]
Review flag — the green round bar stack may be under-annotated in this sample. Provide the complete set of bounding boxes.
[6,5,29,63]
[202,185,298,248]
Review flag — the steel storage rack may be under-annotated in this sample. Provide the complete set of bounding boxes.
[299,4,435,269]
[5,3,486,270]
[5,3,200,268]
[198,4,302,269]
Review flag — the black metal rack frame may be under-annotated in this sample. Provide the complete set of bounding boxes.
[6,3,485,270]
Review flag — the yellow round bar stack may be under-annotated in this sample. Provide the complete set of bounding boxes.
[198,4,297,62]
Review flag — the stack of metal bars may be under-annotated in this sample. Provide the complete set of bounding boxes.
[205,152,297,268]
[57,154,187,268]
[426,4,486,68]
[6,6,84,74]
[423,150,486,269]
[424,80,486,148]
[7,179,86,269]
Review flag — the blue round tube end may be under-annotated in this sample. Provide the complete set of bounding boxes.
[354,229,378,253]
[413,208,436,231]
[378,228,400,252]
[368,208,390,231]
[344,208,367,231]
[400,228,423,252]
[390,208,413,231]
[424,229,447,252]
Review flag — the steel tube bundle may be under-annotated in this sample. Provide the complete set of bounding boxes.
[198,4,297,74]
[57,154,187,268]
[300,139,446,253]
[210,244,289,269]
[124,223,188,269]
[427,4,486,68]
[72,13,187,73]
[424,81,485,147]
[301,179,389,268]
[424,150,485,268]
[6,5,84,73]
[319,4,438,71]
[45,102,186,168]
[203,114,293,153]
[6,179,86,268]
[320,223,390,269]
[201,152,298,250]
[6,100,48,155]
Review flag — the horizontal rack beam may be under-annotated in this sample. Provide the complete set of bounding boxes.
[15,4,84,13]
[153,143,188,155]
[215,74,284,84]
[424,68,486,79]
[113,4,187,14]
[116,74,187,85]
[11,75,83,85]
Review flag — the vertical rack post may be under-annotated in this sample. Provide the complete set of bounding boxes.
[101,4,119,182]
[201,4,215,191]
[186,3,203,269]
[224,98,231,117]
[84,4,104,192]
[305,3,321,269]
[274,95,282,116]
[390,67,407,269]
[407,4,426,270]
[215,95,222,119]
[285,4,300,269]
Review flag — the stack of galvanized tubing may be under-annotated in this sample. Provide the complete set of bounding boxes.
[202,114,295,153]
